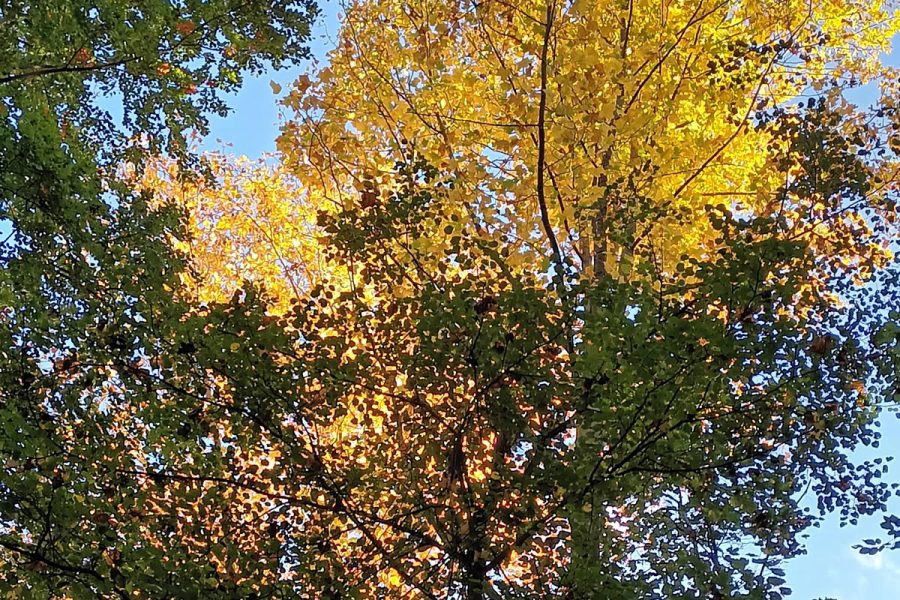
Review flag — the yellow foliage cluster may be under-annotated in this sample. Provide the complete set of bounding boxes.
[139,153,342,315]
[278,0,898,276]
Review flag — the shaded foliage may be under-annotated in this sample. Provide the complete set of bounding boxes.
[0,0,316,596]
[1,0,900,598]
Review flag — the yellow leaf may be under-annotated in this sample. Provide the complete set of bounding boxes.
[387,569,402,587]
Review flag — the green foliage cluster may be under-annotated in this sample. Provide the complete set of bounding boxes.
[0,0,315,596]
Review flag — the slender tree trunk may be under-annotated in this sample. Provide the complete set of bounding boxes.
[568,2,633,594]
[464,566,486,600]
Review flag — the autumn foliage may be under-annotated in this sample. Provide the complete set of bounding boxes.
[2,0,900,598]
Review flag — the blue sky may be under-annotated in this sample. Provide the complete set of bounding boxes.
[199,4,900,597]
[198,1,342,158]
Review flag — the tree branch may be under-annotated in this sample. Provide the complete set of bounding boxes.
[536,1,565,275]
[0,57,136,85]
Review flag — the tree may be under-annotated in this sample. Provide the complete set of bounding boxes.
[277,0,899,281]
[3,0,900,599]
[0,1,317,596]
[143,1,900,597]
[157,117,900,599]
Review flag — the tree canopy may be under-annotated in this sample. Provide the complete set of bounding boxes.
[0,0,316,596]
[3,0,900,598]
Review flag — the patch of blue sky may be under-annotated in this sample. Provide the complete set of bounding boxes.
[196,1,343,159]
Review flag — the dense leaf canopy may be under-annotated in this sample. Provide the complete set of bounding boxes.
[2,0,900,598]
[0,0,316,596]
